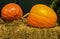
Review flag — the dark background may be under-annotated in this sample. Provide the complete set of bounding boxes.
[0,0,53,14]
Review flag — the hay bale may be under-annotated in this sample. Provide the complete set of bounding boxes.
[0,18,60,39]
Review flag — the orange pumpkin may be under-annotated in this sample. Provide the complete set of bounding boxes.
[27,4,57,28]
[1,3,23,21]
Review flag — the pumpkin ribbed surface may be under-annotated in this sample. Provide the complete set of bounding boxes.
[27,4,57,28]
[1,3,23,21]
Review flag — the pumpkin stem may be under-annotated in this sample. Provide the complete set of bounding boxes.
[50,0,59,9]
[21,13,29,24]
[22,13,29,18]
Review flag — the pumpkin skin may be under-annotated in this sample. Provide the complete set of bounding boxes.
[1,3,23,21]
[27,4,57,28]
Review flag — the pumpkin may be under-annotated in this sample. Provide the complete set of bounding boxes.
[27,4,57,28]
[1,3,23,21]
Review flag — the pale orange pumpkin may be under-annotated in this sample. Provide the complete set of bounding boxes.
[27,4,57,28]
[1,3,23,21]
